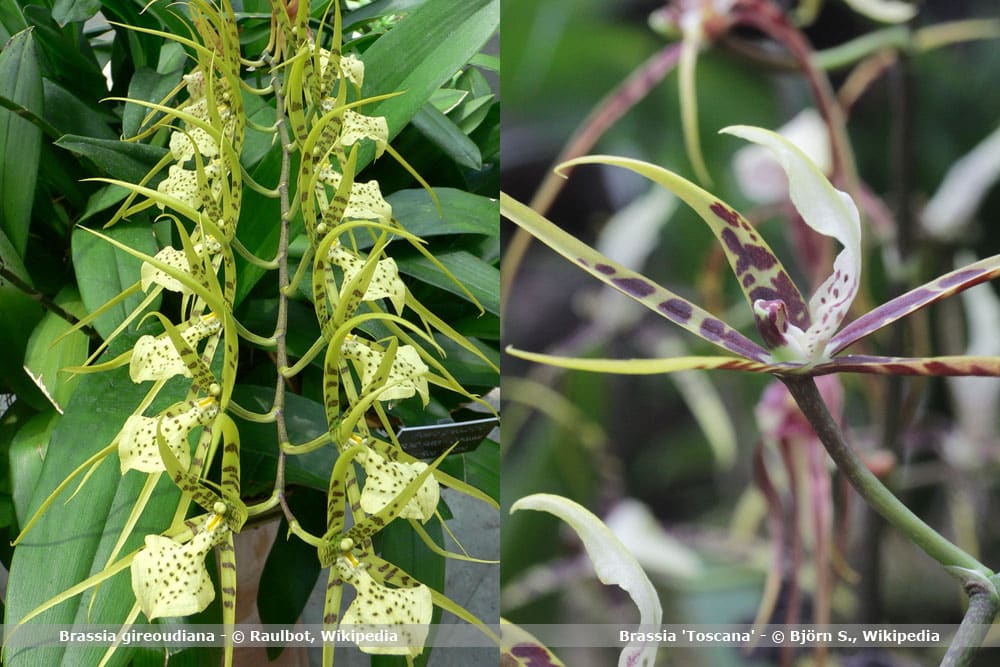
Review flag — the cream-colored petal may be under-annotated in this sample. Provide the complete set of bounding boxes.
[337,559,432,656]
[131,514,228,620]
[358,448,439,521]
[341,337,429,404]
[141,246,190,293]
[315,166,393,225]
[340,110,387,158]
[157,164,203,211]
[129,314,222,383]
[329,245,405,313]
[118,398,218,473]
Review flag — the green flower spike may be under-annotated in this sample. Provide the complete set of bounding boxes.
[130,504,230,620]
[118,397,219,474]
[336,538,433,657]
[341,334,429,405]
[129,313,221,383]
[329,243,405,313]
[357,447,439,522]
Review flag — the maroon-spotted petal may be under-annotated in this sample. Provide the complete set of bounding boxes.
[501,193,772,362]
[829,254,1000,356]
[809,355,1000,377]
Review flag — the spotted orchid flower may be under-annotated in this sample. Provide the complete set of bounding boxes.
[315,164,393,225]
[140,238,223,294]
[118,397,218,473]
[130,505,230,620]
[130,313,222,383]
[328,243,405,314]
[502,125,1000,378]
[335,540,433,656]
[357,446,440,522]
[342,334,430,404]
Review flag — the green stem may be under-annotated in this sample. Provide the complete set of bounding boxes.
[941,582,999,667]
[780,376,987,574]
[265,52,296,526]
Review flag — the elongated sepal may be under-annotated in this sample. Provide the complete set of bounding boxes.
[557,154,810,333]
[500,192,770,362]
[507,346,783,374]
[811,355,1000,377]
[829,254,1000,355]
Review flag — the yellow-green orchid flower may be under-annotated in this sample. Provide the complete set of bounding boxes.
[357,447,439,522]
[118,397,218,474]
[130,504,230,620]
[328,243,405,313]
[129,312,221,383]
[342,334,429,405]
[335,538,433,657]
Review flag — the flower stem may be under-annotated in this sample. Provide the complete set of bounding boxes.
[780,375,987,574]
[941,580,999,667]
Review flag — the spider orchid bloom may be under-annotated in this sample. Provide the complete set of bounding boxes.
[338,109,389,159]
[357,446,439,521]
[157,161,223,213]
[335,539,433,656]
[130,313,222,383]
[118,397,218,474]
[131,504,230,620]
[168,71,234,162]
[501,125,1000,378]
[315,165,393,225]
[140,238,223,294]
[341,335,430,405]
[328,243,405,313]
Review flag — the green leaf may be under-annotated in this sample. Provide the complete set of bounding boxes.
[0,226,45,406]
[5,341,189,666]
[42,79,115,139]
[410,104,482,170]
[386,187,498,239]
[397,249,499,315]
[55,134,169,184]
[52,0,101,26]
[22,286,89,412]
[8,409,58,528]
[0,28,43,259]
[122,66,182,139]
[440,439,498,505]
[360,0,499,169]
[72,220,160,339]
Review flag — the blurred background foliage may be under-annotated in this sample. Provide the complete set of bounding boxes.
[502,1,1000,665]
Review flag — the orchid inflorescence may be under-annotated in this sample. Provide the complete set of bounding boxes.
[9,2,498,666]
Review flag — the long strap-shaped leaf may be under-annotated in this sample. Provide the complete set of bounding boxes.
[501,192,770,362]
